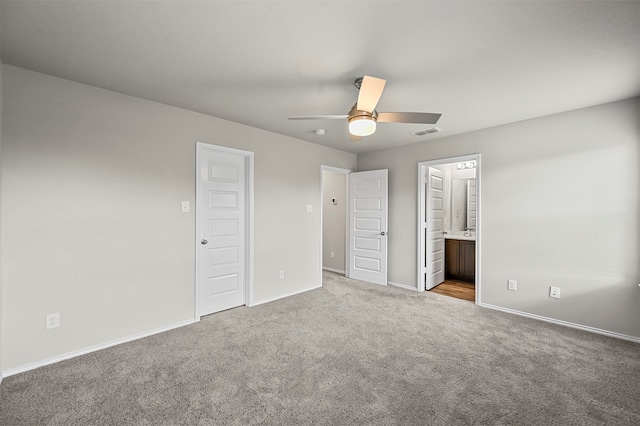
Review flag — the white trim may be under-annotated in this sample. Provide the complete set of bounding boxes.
[479,303,640,344]
[247,153,255,307]
[251,284,321,307]
[322,165,352,174]
[2,319,196,378]
[322,267,345,274]
[320,165,352,287]
[344,171,351,279]
[388,281,419,291]
[417,154,481,304]
[195,142,254,317]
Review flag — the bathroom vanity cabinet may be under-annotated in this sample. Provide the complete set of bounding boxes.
[445,239,475,283]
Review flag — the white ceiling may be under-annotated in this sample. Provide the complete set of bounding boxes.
[1,1,638,154]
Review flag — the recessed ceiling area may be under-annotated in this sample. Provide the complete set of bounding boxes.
[1,0,638,154]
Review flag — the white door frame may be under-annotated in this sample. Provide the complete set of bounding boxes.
[417,154,481,303]
[320,165,352,282]
[195,142,254,320]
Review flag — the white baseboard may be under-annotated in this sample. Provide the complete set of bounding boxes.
[322,267,345,274]
[479,302,640,344]
[2,319,196,378]
[251,284,321,307]
[388,281,419,291]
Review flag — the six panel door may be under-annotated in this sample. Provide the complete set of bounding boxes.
[348,169,388,285]
[198,147,247,316]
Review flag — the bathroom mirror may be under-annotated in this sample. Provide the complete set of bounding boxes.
[451,178,476,230]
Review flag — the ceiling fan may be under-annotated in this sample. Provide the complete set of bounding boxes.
[288,75,442,140]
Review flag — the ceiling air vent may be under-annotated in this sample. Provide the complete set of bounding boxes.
[412,127,441,136]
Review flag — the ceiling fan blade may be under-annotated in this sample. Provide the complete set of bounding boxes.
[356,75,386,113]
[377,112,442,124]
[288,115,348,120]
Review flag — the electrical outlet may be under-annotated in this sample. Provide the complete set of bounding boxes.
[306,204,313,213]
[507,279,517,291]
[549,286,561,299]
[279,270,285,279]
[330,251,335,259]
[46,313,60,329]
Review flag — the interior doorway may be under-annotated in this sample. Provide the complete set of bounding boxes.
[321,166,390,286]
[321,166,351,278]
[418,155,480,303]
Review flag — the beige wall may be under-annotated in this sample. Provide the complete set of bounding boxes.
[0,11,3,377]
[0,66,356,372]
[322,170,347,272]
[358,98,640,339]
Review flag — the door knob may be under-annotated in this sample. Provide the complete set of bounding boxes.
[201,239,208,245]
[380,232,387,236]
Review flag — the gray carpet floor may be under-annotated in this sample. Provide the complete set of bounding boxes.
[1,271,639,425]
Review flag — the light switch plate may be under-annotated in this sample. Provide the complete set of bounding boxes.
[181,201,190,213]
[306,204,313,213]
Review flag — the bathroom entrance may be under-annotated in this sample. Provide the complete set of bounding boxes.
[417,155,480,303]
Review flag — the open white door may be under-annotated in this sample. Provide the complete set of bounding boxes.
[348,169,388,285]
[426,167,445,290]
[196,143,253,317]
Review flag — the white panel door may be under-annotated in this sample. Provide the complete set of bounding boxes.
[197,146,247,316]
[426,167,445,290]
[348,169,388,285]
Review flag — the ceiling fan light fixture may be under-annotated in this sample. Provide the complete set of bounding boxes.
[288,76,441,140]
[349,116,377,137]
